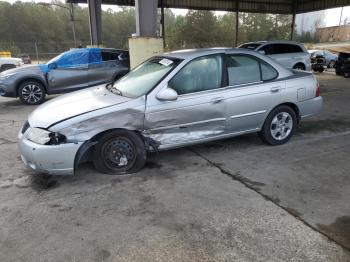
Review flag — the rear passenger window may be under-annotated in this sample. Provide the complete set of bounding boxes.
[285,44,303,53]
[226,55,260,85]
[261,44,303,54]
[102,51,119,61]
[261,61,278,81]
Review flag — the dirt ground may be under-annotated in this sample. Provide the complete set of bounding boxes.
[0,70,349,262]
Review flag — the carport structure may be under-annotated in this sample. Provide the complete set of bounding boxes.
[68,0,350,45]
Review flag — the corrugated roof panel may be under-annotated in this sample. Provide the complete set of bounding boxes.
[67,0,350,14]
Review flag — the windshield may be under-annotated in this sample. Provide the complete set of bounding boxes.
[109,57,180,98]
[239,43,262,50]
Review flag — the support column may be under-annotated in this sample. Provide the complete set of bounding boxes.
[88,0,102,46]
[235,0,239,46]
[129,0,163,68]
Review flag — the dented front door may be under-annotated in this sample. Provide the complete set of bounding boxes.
[144,54,228,148]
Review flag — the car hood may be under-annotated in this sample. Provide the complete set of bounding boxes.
[0,64,42,76]
[28,85,132,128]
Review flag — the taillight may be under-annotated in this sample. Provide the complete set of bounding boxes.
[315,83,320,97]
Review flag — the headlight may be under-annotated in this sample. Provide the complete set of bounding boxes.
[0,73,16,80]
[26,127,67,145]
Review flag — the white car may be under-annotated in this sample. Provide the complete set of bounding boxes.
[0,57,23,72]
[239,41,311,71]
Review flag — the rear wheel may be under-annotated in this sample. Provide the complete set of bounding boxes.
[259,106,297,145]
[93,130,146,175]
[18,80,46,105]
[328,60,336,68]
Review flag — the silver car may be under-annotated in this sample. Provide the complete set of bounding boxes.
[0,48,129,105]
[239,41,311,71]
[18,48,322,175]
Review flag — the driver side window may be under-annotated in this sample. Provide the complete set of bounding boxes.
[169,55,222,95]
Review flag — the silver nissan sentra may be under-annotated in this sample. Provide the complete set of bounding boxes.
[18,48,323,175]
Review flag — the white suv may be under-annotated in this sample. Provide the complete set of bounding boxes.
[239,41,311,71]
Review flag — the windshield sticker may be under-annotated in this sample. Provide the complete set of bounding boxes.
[159,58,173,66]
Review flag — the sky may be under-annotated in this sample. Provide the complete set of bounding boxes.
[2,0,350,28]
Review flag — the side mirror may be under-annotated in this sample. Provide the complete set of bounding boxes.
[258,50,266,55]
[156,87,178,101]
[48,62,57,70]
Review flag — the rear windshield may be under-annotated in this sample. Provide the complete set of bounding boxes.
[239,43,262,50]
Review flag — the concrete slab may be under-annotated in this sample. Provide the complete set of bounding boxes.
[193,72,350,250]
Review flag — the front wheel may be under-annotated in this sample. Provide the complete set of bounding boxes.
[259,106,297,145]
[18,81,46,105]
[93,130,147,175]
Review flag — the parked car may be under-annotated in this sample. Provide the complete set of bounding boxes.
[239,41,311,71]
[18,48,322,175]
[309,49,337,68]
[0,56,22,72]
[311,53,326,73]
[335,52,350,78]
[20,54,32,64]
[0,48,130,105]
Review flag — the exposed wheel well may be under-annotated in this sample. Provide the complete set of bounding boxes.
[16,78,47,97]
[293,63,306,70]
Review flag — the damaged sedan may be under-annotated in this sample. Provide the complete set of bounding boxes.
[18,48,322,175]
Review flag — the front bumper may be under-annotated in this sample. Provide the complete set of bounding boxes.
[18,132,83,175]
[0,80,16,97]
[298,96,323,119]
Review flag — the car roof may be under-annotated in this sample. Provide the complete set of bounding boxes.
[164,47,247,59]
[242,40,303,46]
[162,47,293,79]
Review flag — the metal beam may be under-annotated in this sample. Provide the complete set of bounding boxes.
[290,0,296,40]
[161,0,165,47]
[235,0,239,46]
[87,0,102,45]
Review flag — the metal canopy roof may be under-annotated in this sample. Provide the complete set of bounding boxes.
[67,0,350,14]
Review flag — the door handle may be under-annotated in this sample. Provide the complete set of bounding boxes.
[270,86,281,93]
[211,97,224,103]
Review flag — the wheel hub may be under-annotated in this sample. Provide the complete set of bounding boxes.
[104,139,135,168]
[22,84,42,103]
[270,112,293,141]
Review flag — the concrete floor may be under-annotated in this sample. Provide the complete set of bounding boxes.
[0,71,349,261]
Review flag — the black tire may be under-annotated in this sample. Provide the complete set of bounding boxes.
[328,60,335,68]
[293,64,305,71]
[259,105,297,146]
[344,72,350,78]
[93,130,146,175]
[18,80,46,105]
[318,68,324,73]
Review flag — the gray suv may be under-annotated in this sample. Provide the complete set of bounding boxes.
[0,48,129,105]
[239,41,311,71]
